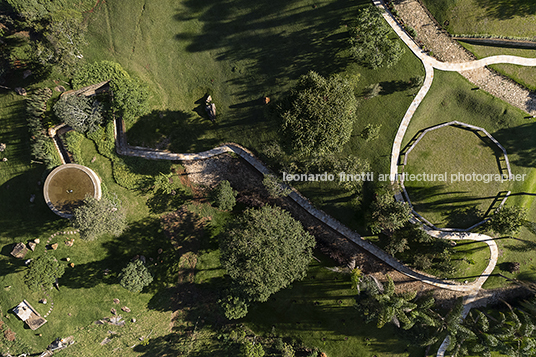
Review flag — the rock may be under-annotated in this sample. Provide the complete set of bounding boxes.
[110,308,117,315]
[69,263,74,268]
[66,257,70,262]
[139,255,146,264]
[65,239,73,247]
[113,298,120,304]
[40,299,47,304]
[22,69,32,79]
[158,248,163,254]
[91,156,97,163]
[121,306,131,313]
[0,143,5,152]
[2,158,7,162]
[47,127,56,137]
[51,243,58,250]
[24,259,32,265]
[29,194,35,203]
[34,239,40,244]
[262,96,270,104]
[131,318,136,323]
[14,87,26,96]
[10,242,28,259]
[54,85,65,92]
[28,242,36,251]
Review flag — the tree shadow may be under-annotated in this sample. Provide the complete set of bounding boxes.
[475,0,536,20]
[493,121,536,168]
[379,80,413,95]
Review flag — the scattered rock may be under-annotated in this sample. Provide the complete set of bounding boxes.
[139,255,146,264]
[22,69,32,79]
[24,259,32,265]
[65,239,74,247]
[47,127,56,137]
[28,242,36,251]
[0,143,5,152]
[262,96,270,104]
[10,242,28,259]
[29,194,35,203]
[14,87,26,96]
[91,156,97,163]
[113,298,120,304]
[131,318,136,323]
[158,248,163,254]
[2,158,7,162]
[111,308,117,315]
[34,239,40,244]
[68,313,72,316]
[54,85,66,92]
[100,337,112,345]
[94,320,105,325]
[40,299,47,304]
[69,263,74,268]
[51,243,58,250]
[66,257,70,262]
[121,306,131,313]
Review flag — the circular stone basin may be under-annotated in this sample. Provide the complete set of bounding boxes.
[404,125,509,229]
[43,164,102,218]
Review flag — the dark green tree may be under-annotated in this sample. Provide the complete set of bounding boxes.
[24,254,65,290]
[72,196,127,241]
[119,259,153,293]
[262,174,292,198]
[53,94,103,133]
[241,340,265,357]
[279,71,358,156]
[369,192,412,234]
[212,180,237,210]
[349,6,405,69]
[489,205,527,235]
[220,205,315,318]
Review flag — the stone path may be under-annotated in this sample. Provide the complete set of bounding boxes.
[372,0,536,355]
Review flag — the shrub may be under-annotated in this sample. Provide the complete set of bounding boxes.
[241,340,265,357]
[53,94,103,133]
[63,130,85,165]
[24,254,65,290]
[262,174,291,198]
[360,123,382,142]
[219,295,249,320]
[488,205,527,235]
[72,196,127,241]
[119,260,153,293]
[212,180,237,210]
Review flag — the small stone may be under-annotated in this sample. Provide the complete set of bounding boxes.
[34,239,40,244]
[111,308,117,315]
[91,156,97,163]
[65,239,73,247]
[54,85,66,92]
[29,194,35,203]
[66,257,70,262]
[14,87,27,96]
[131,318,136,323]
[22,69,32,79]
[2,158,7,162]
[121,306,131,313]
[69,263,74,268]
[158,248,163,254]
[28,242,36,251]
[0,143,5,152]
[40,299,47,304]
[24,259,32,265]
[51,243,58,250]
[113,298,120,304]
[68,313,72,316]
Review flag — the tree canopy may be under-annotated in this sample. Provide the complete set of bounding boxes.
[54,94,103,133]
[119,260,153,293]
[72,196,127,241]
[349,6,405,69]
[212,180,237,210]
[369,191,412,234]
[488,205,526,235]
[219,205,315,318]
[279,71,358,157]
[24,254,65,290]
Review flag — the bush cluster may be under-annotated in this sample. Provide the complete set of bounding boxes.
[26,88,62,169]
[63,130,85,165]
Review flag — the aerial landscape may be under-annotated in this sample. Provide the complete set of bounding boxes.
[1,0,536,356]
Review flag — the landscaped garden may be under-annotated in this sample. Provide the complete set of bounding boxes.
[2,0,536,355]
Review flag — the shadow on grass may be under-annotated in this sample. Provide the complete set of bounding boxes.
[493,121,536,168]
[475,0,536,20]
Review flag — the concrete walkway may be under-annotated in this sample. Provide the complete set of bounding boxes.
[371,0,536,355]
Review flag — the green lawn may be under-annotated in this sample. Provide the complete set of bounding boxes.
[421,0,536,37]
[459,41,536,91]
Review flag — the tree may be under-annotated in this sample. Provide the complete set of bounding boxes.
[241,340,265,357]
[335,155,370,193]
[119,259,153,293]
[24,254,65,290]
[349,6,405,69]
[279,71,358,156]
[53,94,103,133]
[72,196,127,241]
[220,205,315,318]
[212,180,237,210]
[488,205,527,235]
[369,192,412,234]
[262,174,291,198]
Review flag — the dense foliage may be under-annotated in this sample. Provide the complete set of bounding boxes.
[73,61,151,122]
[349,6,405,69]
[212,180,237,210]
[369,190,412,234]
[54,94,104,133]
[72,196,127,241]
[262,174,291,198]
[279,71,358,157]
[219,205,315,319]
[5,0,95,21]
[119,259,154,293]
[488,205,527,235]
[24,254,65,290]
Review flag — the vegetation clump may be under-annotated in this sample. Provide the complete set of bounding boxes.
[24,254,65,290]
[53,94,104,133]
[219,205,315,319]
[212,180,237,211]
[488,205,527,235]
[119,259,154,293]
[72,196,127,241]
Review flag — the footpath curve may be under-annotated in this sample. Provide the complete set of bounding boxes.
[371,0,536,355]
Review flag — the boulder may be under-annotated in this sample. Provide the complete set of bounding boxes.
[14,87,27,96]
[121,306,131,313]
[28,242,36,251]
[10,243,28,258]
[34,239,40,244]
[51,243,58,250]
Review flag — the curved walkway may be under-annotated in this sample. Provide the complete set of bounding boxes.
[372,0,536,355]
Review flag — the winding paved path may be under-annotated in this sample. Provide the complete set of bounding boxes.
[371,0,536,354]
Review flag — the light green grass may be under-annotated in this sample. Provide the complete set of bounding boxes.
[421,0,536,37]
[459,41,536,91]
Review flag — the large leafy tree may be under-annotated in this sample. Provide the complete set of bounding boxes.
[72,196,127,241]
[24,254,65,290]
[369,192,412,234]
[219,205,315,319]
[488,205,527,235]
[349,6,405,69]
[54,94,103,133]
[119,260,154,293]
[279,71,358,157]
